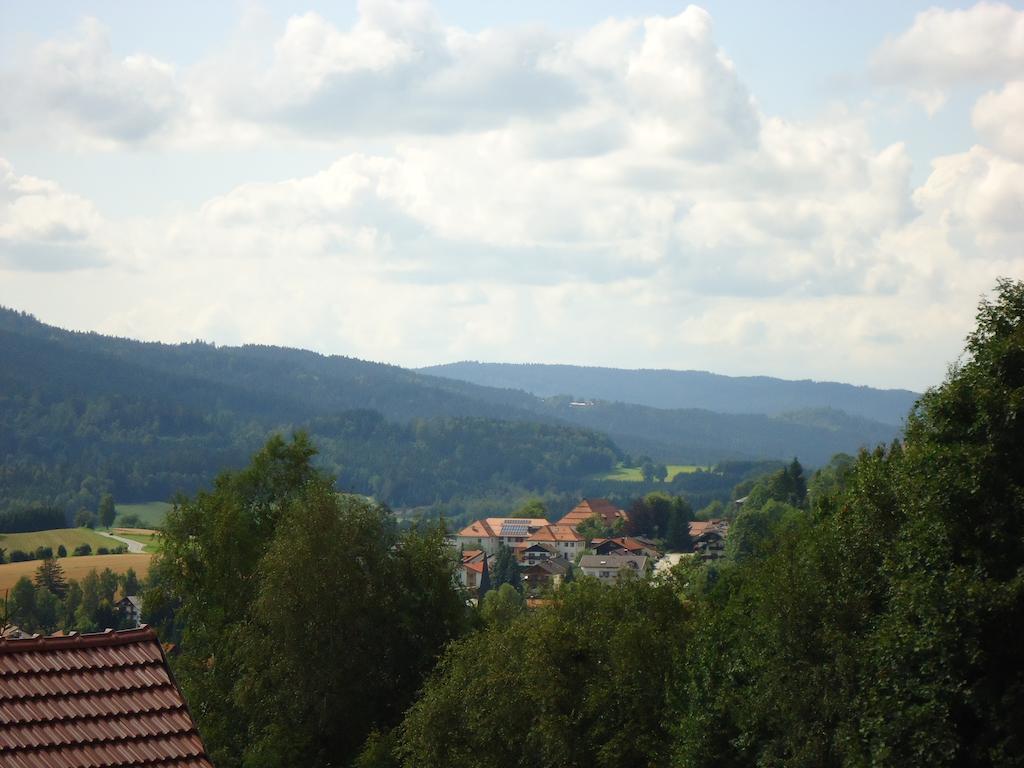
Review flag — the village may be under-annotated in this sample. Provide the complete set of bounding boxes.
[452,498,729,598]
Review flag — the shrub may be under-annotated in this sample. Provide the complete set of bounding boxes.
[118,513,143,528]
[73,544,92,557]
[34,546,53,560]
[9,550,32,562]
[97,547,110,555]
[57,545,67,557]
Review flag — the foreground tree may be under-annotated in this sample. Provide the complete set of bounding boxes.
[399,577,690,768]
[676,279,1024,766]
[149,433,468,768]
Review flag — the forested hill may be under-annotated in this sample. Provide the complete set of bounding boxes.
[419,361,918,425]
[0,307,902,517]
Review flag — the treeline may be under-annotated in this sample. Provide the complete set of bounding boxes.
[145,280,1024,767]
[5,561,142,635]
[0,506,66,532]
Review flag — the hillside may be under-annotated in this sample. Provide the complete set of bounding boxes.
[419,362,918,426]
[0,308,902,517]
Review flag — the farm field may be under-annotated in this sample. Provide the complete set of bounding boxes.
[115,501,172,528]
[0,528,117,555]
[597,464,706,482]
[112,529,161,553]
[0,553,152,595]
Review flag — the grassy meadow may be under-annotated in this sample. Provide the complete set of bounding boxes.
[115,501,172,528]
[112,528,162,553]
[597,464,705,482]
[0,553,152,595]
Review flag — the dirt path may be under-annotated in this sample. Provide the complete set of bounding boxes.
[98,531,145,554]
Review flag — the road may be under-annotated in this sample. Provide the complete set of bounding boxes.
[99,531,145,554]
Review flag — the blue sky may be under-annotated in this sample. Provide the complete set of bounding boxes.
[1,1,1022,390]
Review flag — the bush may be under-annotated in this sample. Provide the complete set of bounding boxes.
[73,544,92,557]
[112,545,128,554]
[34,546,53,560]
[57,545,67,557]
[9,549,32,562]
[97,547,109,555]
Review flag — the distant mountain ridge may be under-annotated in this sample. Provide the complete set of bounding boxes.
[0,307,905,518]
[418,362,919,426]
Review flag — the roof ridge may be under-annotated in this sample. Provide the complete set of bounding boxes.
[0,626,158,654]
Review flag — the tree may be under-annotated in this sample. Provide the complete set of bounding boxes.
[664,497,694,552]
[233,485,468,768]
[510,499,547,518]
[34,558,68,598]
[477,553,491,601]
[98,493,116,528]
[654,463,668,482]
[74,508,96,528]
[56,544,67,558]
[491,545,522,593]
[8,576,37,630]
[480,583,524,625]
[121,567,140,596]
[151,433,469,768]
[398,577,691,768]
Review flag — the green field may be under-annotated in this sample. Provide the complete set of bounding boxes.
[0,528,119,554]
[112,530,162,553]
[115,501,172,528]
[597,464,705,482]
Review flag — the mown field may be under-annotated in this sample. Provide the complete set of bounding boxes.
[0,553,152,595]
[115,501,172,528]
[112,528,161,553]
[597,464,705,482]
[0,528,117,554]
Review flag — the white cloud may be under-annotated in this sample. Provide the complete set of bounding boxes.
[973,81,1024,161]
[0,159,111,270]
[871,2,1024,88]
[1,18,183,148]
[1,3,1021,391]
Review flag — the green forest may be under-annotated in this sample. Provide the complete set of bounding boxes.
[0,306,900,523]
[143,280,1024,768]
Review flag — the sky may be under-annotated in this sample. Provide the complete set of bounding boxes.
[1,2,1022,391]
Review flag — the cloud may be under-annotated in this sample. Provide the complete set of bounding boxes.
[0,159,110,270]
[190,1,581,140]
[870,3,1024,96]
[1,18,182,148]
[973,81,1024,161]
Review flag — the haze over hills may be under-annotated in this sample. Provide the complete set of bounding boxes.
[419,362,919,426]
[0,307,903,517]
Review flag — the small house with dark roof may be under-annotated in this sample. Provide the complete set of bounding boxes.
[0,625,213,768]
[579,554,651,584]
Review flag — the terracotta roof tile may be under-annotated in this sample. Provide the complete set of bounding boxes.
[0,627,213,768]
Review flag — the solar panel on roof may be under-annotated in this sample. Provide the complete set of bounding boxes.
[500,520,529,537]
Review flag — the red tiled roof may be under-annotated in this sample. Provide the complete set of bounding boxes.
[557,499,627,528]
[528,524,583,543]
[0,626,213,768]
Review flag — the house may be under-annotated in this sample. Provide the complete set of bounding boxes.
[591,536,661,560]
[521,557,572,594]
[524,524,586,560]
[579,554,650,584]
[458,549,488,590]
[518,541,559,565]
[689,519,729,561]
[117,594,142,627]
[455,517,551,554]
[0,625,214,767]
[557,498,628,531]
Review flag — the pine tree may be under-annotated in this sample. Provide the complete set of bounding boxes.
[34,558,68,599]
[478,554,491,601]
